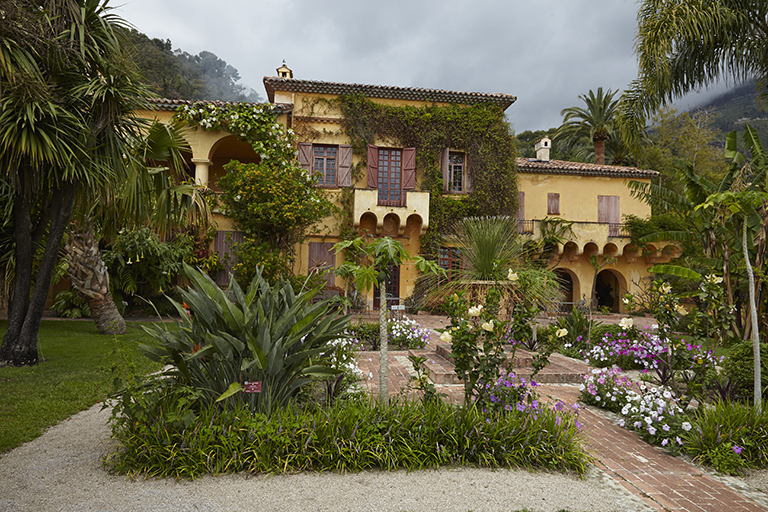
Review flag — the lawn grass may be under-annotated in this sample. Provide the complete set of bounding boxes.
[0,319,164,453]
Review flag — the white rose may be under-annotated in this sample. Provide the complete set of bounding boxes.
[619,317,634,329]
[481,320,494,332]
[556,328,568,338]
[507,269,518,282]
[468,305,483,317]
[439,331,452,343]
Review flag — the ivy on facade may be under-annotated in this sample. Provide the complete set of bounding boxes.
[334,93,519,257]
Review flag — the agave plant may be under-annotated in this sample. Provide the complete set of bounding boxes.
[140,264,350,415]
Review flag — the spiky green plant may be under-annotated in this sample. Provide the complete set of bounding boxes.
[140,263,350,415]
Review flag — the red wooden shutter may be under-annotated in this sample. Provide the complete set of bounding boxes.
[338,145,353,187]
[440,148,450,192]
[297,142,312,172]
[402,147,416,190]
[367,144,378,189]
[548,193,560,215]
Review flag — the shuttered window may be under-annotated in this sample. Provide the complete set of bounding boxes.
[441,149,470,193]
[548,193,560,215]
[367,145,416,206]
[308,242,335,287]
[598,195,620,236]
[297,143,352,187]
[213,230,244,287]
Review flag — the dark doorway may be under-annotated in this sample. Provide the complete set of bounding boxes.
[373,264,400,310]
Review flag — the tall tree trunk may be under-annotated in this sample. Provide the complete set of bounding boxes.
[1,180,79,366]
[66,223,125,335]
[743,221,762,411]
[594,137,606,165]
[379,282,388,401]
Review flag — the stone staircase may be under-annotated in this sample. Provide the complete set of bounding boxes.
[412,338,587,387]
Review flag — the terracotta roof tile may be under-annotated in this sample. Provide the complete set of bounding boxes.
[515,158,658,179]
[145,98,293,114]
[263,76,517,110]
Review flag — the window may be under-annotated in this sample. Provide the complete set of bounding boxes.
[598,195,620,236]
[313,145,336,187]
[439,247,462,280]
[548,193,560,215]
[448,152,464,192]
[441,149,470,193]
[297,143,352,187]
[367,145,416,206]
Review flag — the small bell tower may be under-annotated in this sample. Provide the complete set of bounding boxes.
[276,60,293,79]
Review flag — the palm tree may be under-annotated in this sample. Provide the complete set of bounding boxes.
[66,119,210,335]
[555,88,620,165]
[0,0,149,365]
[618,0,768,145]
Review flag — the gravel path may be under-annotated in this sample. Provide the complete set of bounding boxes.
[0,404,659,512]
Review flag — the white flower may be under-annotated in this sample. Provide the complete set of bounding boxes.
[481,320,494,332]
[622,297,630,305]
[674,304,688,316]
[439,331,453,343]
[556,328,568,338]
[705,274,724,284]
[468,305,483,317]
[681,422,692,432]
[507,269,518,282]
[619,317,634,330]
[660,283,672,294]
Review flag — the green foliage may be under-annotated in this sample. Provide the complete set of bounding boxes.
[122,29,262,102]
[102,227,192,300]
[0,320,162,453]
[336,94,518,256]
[137,264,350,416]
[219,160,334,251]
[51,290,91,318]
[346,321,380,350]
[555,88,622,165]
[722,341,768,402]
[105,396,589,478]
[684,400,768,473]
[554,308,601,355]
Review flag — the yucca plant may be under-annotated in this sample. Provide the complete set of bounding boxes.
[140,263,350,415]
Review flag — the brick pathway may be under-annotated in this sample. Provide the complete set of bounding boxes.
[355,313,768,512]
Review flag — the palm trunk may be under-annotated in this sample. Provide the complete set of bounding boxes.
[379,283,388,401]
[743,221,762,411]
[66,223,125,335]
[594,137,606,165]
[1,180,79,366]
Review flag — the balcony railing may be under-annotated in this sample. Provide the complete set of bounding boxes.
[515,219,631,238]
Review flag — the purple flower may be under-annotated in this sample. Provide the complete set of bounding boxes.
[733,445,743,455]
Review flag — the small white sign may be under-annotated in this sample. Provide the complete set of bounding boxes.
[391,305,405,310]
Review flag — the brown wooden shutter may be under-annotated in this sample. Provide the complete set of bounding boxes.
[338,145,353,187]
[402,147,416,190]
[297,142,312,172]
[465,154,473,193]
[440,148,450,192]
[547,193,560,215]
[308,242,336,287]
[213,230,243,287]
[367,144,378,189]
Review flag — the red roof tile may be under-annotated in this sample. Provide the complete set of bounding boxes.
[515,158,658,179]
[145,98,293,114]
[263,76,517,110]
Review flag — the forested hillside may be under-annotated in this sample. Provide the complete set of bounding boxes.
[122,30,262,102]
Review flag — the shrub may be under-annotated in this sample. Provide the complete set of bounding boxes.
[137,264,350,416]
[555,307,601,349]
[722,341,768,402]
[50,290,91,318]
[347,321,379,350]
[388,316,431,350]
[683,400,768,474]
[106,396,589,478]
[579,366,636,414]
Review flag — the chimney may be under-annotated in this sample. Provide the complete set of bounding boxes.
[535,137,551,161]
[276,61,293,79]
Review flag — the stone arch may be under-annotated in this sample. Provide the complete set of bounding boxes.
[404,214,423,238]
[563,241,580,262]
[381,213,400,237]
[583,242,600,259]
[359,212,377,236]
[603,242,619,258]
[207,135,261,189]
[595,269,628,313]
[553,267,580,305]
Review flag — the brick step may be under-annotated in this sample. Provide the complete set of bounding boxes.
[409,349,461,385]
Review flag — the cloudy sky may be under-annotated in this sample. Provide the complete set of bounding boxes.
[114,0,728,132]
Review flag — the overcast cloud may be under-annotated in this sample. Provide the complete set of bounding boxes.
[114,0,729,132]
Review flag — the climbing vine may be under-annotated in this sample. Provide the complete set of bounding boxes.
[331,94,518,257]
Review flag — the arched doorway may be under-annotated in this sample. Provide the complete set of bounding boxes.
[554,269,574,303]
[594,269,626,313]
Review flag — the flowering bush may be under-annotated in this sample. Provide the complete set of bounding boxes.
[616,383,689,453]
[388,316,432,350]
[324,334,368,403]
[579,366,636,414]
